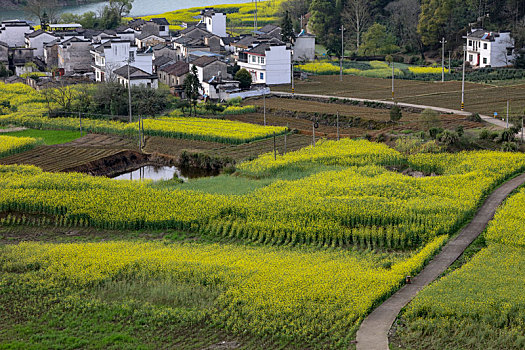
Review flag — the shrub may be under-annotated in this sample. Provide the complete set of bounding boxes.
[437,130,460,146]
[501,141,518,152]
[500,129,515,143]
[420,109,441,130]
[479,129,491,140]
[455,126,464,137]
[235,69,252,89]
[390,104,402,124]
[429,127,444,139]
[468,113,482,122]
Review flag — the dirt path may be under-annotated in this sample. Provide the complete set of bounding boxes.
[355,172,525,350]
[273,92,513,132]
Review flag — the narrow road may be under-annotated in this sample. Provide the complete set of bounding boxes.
[354,172,525,350]
[272,92,524,137]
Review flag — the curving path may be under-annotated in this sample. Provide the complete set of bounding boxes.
[354,172,525,350]
[272,92,524,139]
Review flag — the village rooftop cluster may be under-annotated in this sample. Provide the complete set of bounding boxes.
[0,10,316,100]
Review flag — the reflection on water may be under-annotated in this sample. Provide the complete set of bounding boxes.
[1,0,251,21]
[111,165,219,181]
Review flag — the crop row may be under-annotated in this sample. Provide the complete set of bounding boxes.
[0,135,38,158]
[1,140,525,250]
[0,235,447,347]
[0,83,286,144]
[397,187,525,349]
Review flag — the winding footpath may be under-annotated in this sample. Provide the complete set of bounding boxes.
[272,92,524,138]
[355,172,525,350]
[271,91,525,348]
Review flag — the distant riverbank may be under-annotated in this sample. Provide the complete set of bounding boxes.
[0,0,252,22]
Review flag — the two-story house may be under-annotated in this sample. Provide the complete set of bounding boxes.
[114,64,158,88]
[237,43,291,85]
[0,20,33,48]
[91,40,152,82]
[293,30,315,62]
[465,29,516,68]
[24,30,58,59]
[189,56,227,84]
[201,9,227,37]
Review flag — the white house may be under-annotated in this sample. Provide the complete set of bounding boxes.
[24,30,58,59]
[293,30,315,62]
[189,56,227,84]
[91,40,153,82]
[0,20,33,48]
[114,64,158,88]
[238,43,291,85]
[149,18,170,38]
[201,9,227,37]
[465,29,516,68]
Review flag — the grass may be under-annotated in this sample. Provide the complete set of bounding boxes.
[151,163,347,195]
[3,129,81,145]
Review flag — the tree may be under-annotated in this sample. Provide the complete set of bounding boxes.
[0,63,10,78]
[235,68,252,89]
[109,0,134,20]
[386,0,423,54]
[309,0,338,45]
[99,6,121,30]
[342,0,371,50]
[390,104,402,124]
[24,0,59,25]
[358,23,399,55]
[421,108,441,130]
[183,65,202,116]
[417,0,454,46]
[60,11,99,29]
[281,10,296,43]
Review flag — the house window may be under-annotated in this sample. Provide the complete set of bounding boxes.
[260,72,264,80]
[483,57,487,64]
[483,43,487,49]
[159,26,165,31]
[468,40,472,46]
[507,48,513,56]
[468,54,473,61]
[252,55,256,63]
[260,57,265,64]
[209,19,211,25]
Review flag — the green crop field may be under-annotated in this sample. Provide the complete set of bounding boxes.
[394,187,525,350]
[2,138,525,348]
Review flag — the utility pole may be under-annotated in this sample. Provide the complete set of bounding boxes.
[284,124,288,154]
[78,111,82,137]
[336,111,340,141]
[391,60,395,101]
[139,115,142,149]
[312,122,316,146]
[506,100,509,129]
[340,24,344,82]
[291,62,294,95]
[273,132,276,160]
[127,63,132,123]
[461,45,466,111]
[440,37,447,82]
[253,0,258,33]
[263,93,266,126]
[448,51,451,72]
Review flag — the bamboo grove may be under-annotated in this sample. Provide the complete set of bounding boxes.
[2,139,525,250]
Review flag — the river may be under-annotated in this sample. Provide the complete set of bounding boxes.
[0,0,251,22]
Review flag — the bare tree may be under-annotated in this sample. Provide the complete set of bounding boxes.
[24,0,59,25]
[342,0,371,50]
[386,0,423,55]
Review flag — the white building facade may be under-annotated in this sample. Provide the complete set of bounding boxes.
[465,30,516,68]
[201,9,227,37]
[293,31,315,62]
[238,43,291,85]
[24,30,58,58]
[0,20,33,47]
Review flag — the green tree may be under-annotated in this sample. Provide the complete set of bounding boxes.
[0,63,10,78]
[417,0,454,46]
[281,10,296,43]
[235,68,252,89]
[308,0,337,45]
[100,6,121,29]
[358,23,399,55]
[390,104,402,124]
[183,65,202,116]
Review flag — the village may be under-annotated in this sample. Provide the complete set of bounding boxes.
[0,9,318,100]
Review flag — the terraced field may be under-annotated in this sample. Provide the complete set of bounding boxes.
[0,146,125,172]
[274,75,525,117]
